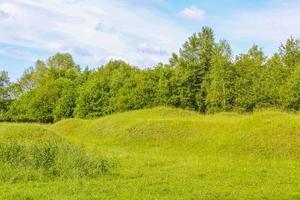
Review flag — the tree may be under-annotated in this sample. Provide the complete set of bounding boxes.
[152,63,175,106]
[7,78,77,123]
[170,27,215,112]
[206,40,236,113]
[47,53,80,80]
[75,60,137,118]
[17,53,80,94]
[18,60,48,92]
[262,54,289,108]
[234,45,266,112]
[114,69,157,111]
[279,37,300,69]
[53,79,77,121]
[281,64,300,111]
[0,71,11,114]
[6,53,81,123]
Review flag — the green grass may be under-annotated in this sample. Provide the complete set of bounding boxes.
[0,107,300,199]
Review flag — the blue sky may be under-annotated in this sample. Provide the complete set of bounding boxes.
[1,0,300,80]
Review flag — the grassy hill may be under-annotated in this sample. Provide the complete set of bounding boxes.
[0,107,299,199]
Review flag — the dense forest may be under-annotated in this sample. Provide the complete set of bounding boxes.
[1,27,300,123]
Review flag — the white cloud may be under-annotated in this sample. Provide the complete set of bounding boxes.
[179,6,206,22]
[99,55,128,65]
[0,0,190,68]
[137,42,167,56]
[0,9,9,19]
[0,47,38,61]
[6,0,300,72]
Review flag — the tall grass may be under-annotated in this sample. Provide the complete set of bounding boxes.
[0,139,111,182]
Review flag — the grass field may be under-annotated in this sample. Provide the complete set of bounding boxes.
[0,107,299,200]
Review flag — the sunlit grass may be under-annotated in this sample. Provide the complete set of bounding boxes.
[0,107,299,199]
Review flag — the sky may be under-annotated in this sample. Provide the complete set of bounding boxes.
[1,0,300,80]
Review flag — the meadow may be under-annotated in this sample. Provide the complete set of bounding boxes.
[0,107,299,200]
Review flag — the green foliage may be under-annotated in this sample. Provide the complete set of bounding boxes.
[53,79,77,121]
[114,69,157,111]
[6,53,80,122]
[233,45,266,112]
[169,27,215,112]
[47,53,80,80]
[75,60,135,118]
[3,28,300,122]
[281,64,300,110]
[7,78,77,123]
[279,37,300,68]
[0,71,11,115]
[206,40,235,113]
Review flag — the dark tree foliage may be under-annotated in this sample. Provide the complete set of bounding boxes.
[3,28,300,123]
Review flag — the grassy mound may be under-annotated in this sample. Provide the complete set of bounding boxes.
[0,107,300,199]
[53,107,300,160]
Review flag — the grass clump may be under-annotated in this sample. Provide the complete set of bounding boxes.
[0,139,111,182]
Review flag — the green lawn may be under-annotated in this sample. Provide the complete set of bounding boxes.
[0,107,299,200]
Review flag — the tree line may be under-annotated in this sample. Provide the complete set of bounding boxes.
[1,27,300,123]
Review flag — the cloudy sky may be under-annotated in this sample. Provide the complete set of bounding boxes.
[1,0,300,80]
